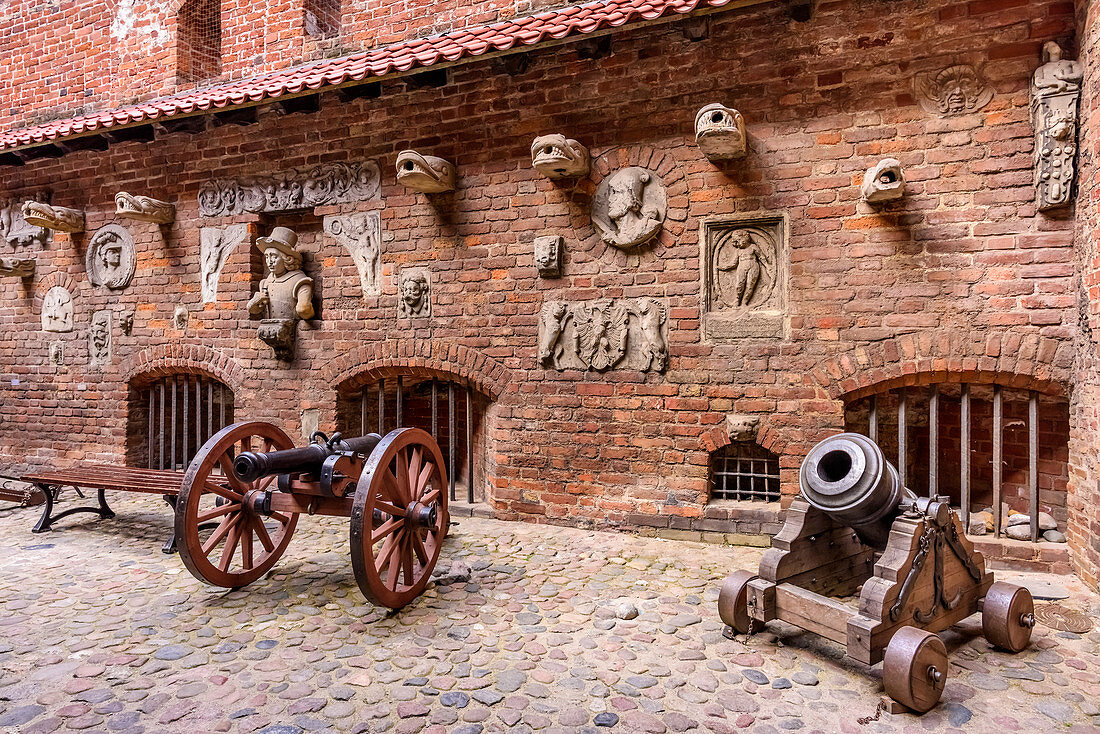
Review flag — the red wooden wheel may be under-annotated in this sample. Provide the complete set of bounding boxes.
[350,427,450,609]
[175,422,299,588]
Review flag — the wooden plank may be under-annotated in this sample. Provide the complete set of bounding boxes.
[781,548,876,599]
[746,579,776,623]
[266,492,353,517]
[774,584,855,645]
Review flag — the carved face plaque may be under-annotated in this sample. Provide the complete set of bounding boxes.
[915,65,993,117]
[695,103,747,161]
[89,310,112,367]
[861,158,905,204]
[592,167,668,250]
[398,269,431,318]
[86,225,136,290]
[530,135,590,179]
[726,413,760,442]
[534,235,563,278]
[42,286,74,333]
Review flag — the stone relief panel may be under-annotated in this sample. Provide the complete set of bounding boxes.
[323,212,382,298]
[200,224,250,304]
[531,135,590,179]
[914,64,993,117]
[49,341,64,367]
[247,227,315,361]
[1031,41,1082,212]
[538,298,668,373]
[0,256,35,279]
[398,268,431,318]
[1,192,51,248]
[89,310,112,367]
[22,201,84,233]
[395,151,455,194]
[701,215,787,341]
[534,235,563,278]
[695,103,747,161]
[173,305,189,330]
[119,311,134,336]
[591,167,668,250]
[41,286,74,333]
[861,158,905,205]
[86,225,136,290]
[198,161,381,217]
[115,192,175,224]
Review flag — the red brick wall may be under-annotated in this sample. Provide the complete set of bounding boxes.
[0,0,1087,565]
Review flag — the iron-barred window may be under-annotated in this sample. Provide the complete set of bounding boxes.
[178,0,222,83]
[709,442,780,502]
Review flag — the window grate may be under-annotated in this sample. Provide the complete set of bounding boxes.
[178,0,222,83]
[709,443,780,502]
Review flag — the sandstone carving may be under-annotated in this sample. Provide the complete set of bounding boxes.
[119,311,134,336]
[49,341,63,366]
[41,286,74,333]
[695,103,747,161]
[86,225,136,290]
[1,193,50,248]
[323,212,382,298]
[726,413,760,441]
[534,235,563,278]
[173,305,189,330]
[531,135,590,179]
[198,160,381,217]
[396,151,455,194]
[538,298,668,373]
[115,192,176,224]
[398,268,430,318]
[89,310,112,367]
[21,201,84,233]
[200,224,249,303]
[592,167,667,249]
[0,256,35,279]
[247,227,315,361]
[861,158,905,204]
[1031,42,1082,212]
[702,216,786,341]
[915,64,993,117]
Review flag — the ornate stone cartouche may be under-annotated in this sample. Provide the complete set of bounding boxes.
[530,135,590,179]
[115,192,176,224]
[695,103,747,161]
[395,151,455,194]
[861,158,905,205]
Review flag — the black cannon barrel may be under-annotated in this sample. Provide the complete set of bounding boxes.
[799,432,916,548]
[233,433,382,483]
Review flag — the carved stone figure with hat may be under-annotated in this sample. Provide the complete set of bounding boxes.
[247,226,315,359]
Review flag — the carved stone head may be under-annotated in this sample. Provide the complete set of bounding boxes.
[119,311,134,336]
[87,225,136,290]
[592,167,668,249]
[399,269,431,318]
[396,151,455,193]
[915,65,993,117]
[530,135,590,179]
[534,235,563,278]
[257,226,304,277]
[115,192,175,224]
[173,305,189,330]
[695,103,747,161]
[861,158,905,205]
[726,413,759,442]
[21,201,84,233]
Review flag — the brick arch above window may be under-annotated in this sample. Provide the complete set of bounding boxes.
[120,344,246,393]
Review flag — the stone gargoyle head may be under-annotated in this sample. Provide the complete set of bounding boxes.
[115,192,176,224]
[396,150,456,193]
[860,158,905,205]
[21,201,85,233]
[695,103,747,161]
[530,134,590,179]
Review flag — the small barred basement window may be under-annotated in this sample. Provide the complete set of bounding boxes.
[709,442,780,502]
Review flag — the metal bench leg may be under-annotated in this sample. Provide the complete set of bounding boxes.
[32,484,117,532]
[32,484,58,533]
[162,495,178,554]
[97,488,116,520]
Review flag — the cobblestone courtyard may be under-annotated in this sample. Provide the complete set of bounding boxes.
[0,494,1098,734]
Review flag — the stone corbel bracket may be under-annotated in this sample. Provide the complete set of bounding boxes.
[531,134,590,179]
[396,150,456,193]
[695,103,747,162]
[21,201,84,233]
[0,255,35,279]
[861,158,905,205]
[115,192,176,224]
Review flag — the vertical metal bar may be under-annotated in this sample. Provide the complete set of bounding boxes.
[431,379,438,439]
[1029,392,1039,543]
[219,383,226,426]
[396,376,404,427]
[182,375,189,467]
[147,386,154,469]
[378,379,385,434]
[993,384,1003,539]
[207,380,213,438]
[159,381,166,470]
[466,383,474,504]
[928,384,938,499]
[170,375,178,470]
[869,394,878,443]
[960,383,971,529]
[361,387,367,436]
[897,389,907,489]
[448,381,456,502]
[195,376,203,448]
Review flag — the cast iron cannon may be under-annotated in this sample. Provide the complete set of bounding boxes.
[718,433,1034,714]
[174,421,449,609]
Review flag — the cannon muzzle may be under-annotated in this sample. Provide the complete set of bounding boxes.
[233,432,382,483]
[799,433,916,548]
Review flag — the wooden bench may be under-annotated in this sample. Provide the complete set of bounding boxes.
[22,465,186,553]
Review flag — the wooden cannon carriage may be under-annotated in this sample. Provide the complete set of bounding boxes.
[718,433,1035,714]
[174,421,449,609]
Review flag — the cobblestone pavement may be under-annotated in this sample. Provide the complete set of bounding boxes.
[0,494,1098,734]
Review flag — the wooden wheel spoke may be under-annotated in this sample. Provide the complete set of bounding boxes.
[408,448,423,498]
[217,455,250,493]
[420,488,440,507]
[395,451,411,503]
[374,499,406,516]
[201,513,240,556]
[241,519,254,570]
[218,520,243,572]
[240,436,252,453]
[378,530,403,572]
[197,502,239,523]
[253,516,275,552]
[382,470,406,505]
[386,535,406,591]
[269,511,292,526]
[410,530,429,566]
[203,480,242,503]
[401,534,415,586]
[372,517,402,544]
[415,462,434,498]
[257,474,278,492]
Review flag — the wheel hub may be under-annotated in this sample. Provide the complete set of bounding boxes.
[405,501,437,529]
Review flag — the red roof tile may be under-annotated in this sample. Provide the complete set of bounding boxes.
[1,0,739,153]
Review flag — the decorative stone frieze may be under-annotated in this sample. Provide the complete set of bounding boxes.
[861,158,905,205]
[21,201,84,233]
[538,298,668,373]
[0,256,35,279]
[395,151,455,194]
[323,212,382,298]
[247,227,315,361]
[115,192,175,224]
[531,135,590,179]
[398,268,431,318]
[86,225,136,290]
[1031,42,1082,212]
[41,286,74,333]
[198,160,382,217]
[695,103,747,161]
[89,310,112,367]
[534,235,563,278]
[701,215,786,341]
[591,167,667,250]
[914,64,993,117]
[1,193,50,248]
[726,413,760,442]
[200,224,250,303]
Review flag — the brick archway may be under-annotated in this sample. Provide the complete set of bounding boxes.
[120,344,247,392]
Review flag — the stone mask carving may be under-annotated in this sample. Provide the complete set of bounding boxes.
[1032,42,1082,211]
[534,235,563,278]
[1,192,51,248]
[530,135,590,179]
[861,158,905,205]
[119,311,134,336]
[591,167,668,250]
[915,64,993,117]
[726,413,760,442]
[398,269,431,318]
[695,103,747,161]
[173,305,189,330]
[86,225,136,290]
[42,286,74,333]
[396,151,455,193]
[115,192,175,224]
[247,227,315,360]
[21,201,85,233]
[0,256,35,279]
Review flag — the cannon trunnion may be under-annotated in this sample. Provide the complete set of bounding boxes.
[174,421,450,609]
[719,433,1034,715]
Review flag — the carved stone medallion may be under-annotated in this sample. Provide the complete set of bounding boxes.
[1,193,51,248]
[531,135,590,179]
[538,298,668,373]
[701,216,787,341]
[323,212,382,298]
[861,158,905,205]
[22,201,84,233]
[41,286,74,333]
[115,192,175,224]
[200,225,249,303]
[534,235,563,278]
[86,225,136,290]
[914,64,993,117]
[591,167,667,249]
[89,310,112,367]
[398,268,431,318]
[1031,42,1082,212]
[395,151,456,194]
[695,103,747,161]
[198,161,381,217]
